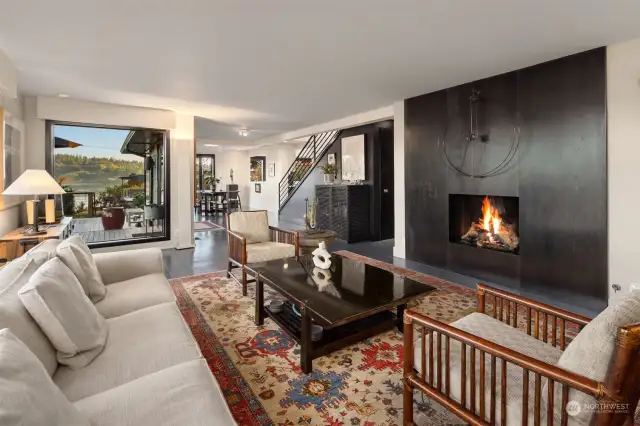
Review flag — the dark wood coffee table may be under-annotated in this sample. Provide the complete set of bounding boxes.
[246,254,436,373]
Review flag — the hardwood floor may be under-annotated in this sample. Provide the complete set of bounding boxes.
[162,214,229,279]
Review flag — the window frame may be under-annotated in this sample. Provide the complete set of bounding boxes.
[46,120,171,249]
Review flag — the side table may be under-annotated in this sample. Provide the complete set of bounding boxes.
[297,229,337,255]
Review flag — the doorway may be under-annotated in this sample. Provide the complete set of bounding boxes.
[379,125,394,240]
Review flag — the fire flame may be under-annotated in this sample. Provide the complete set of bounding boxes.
[481,196,501,234]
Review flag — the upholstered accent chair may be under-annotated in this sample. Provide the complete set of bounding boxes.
[226,210,299,295]
[403,284,640,426]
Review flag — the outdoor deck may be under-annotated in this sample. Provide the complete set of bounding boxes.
[71,217,164,243]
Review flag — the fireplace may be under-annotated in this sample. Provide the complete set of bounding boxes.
[449,194,519,254]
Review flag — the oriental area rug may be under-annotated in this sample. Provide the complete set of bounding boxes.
[167,251,587,426]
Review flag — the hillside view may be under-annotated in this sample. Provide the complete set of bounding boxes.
[55,153,144,194]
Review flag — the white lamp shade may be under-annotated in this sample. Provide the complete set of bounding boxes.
[2,169,66,196]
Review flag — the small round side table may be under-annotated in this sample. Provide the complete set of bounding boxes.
[297,229,338,255]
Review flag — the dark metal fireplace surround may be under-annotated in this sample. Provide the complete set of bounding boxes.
[404,47,607,305]
[449,194,519,254]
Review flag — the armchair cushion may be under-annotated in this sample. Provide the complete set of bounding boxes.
[228,211,270,244]
[550,290,640,426]
[414,313,563,426]
[246,242,296,263]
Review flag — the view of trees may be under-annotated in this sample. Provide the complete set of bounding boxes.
[54,153,144,194]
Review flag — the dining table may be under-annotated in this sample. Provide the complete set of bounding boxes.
[198,191,227,214]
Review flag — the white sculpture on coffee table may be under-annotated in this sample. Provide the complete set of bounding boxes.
[312,241,332,269]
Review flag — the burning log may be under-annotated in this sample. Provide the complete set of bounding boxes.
[460,197,519,253]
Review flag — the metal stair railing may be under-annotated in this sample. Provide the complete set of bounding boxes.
[278,130,340,211]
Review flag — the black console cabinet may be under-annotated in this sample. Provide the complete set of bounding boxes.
[316,185,371,243]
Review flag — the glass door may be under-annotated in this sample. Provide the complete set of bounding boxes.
[196,155,215,191]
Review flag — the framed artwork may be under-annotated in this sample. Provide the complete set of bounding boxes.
[255,183,261,193]
[268,163,275,177]
[1,107,24,210]
[327,153,336,166]
[341,134,366,181]
[250,156,266,182]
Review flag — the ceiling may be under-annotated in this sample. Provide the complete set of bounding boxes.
[2,1,640,143]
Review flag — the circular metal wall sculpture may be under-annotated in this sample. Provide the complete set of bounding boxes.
[438,89,520,178]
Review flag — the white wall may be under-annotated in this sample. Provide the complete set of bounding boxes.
[607,38,640,303]
[37,97,176,130]
[244,143,304,213]
[393,101,405,258]
[24,96,194,251]
[206,149,250,208]
[23,97,45,170]
[0,48,17,99]
[0,48,22,237]
[171,114,196,249]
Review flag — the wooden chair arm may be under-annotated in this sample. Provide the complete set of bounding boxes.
[227,229,246,241]
[226,229,246,264]
[476,283,591,350]
[404,309,601,397]
[269,226,300,258]
[403,309,638,426]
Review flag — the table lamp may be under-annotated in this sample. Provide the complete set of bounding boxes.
[2,169,66,235]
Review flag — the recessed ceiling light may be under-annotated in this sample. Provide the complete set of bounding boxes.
[283,140,288,143]
[204,144,219,147]
[238,129,249,137]
[58,93,70,98]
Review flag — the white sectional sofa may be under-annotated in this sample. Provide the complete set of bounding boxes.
[0,241,236,426]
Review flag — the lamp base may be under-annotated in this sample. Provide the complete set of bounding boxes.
[25,199,45,235]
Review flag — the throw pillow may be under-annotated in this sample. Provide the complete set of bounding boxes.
[56,235,106,302]
[0,328,90,426]
[18,257,108,370]
[544,290,640,425]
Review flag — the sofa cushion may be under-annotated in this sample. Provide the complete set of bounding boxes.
[548,290,640,426]
[73,359,235,426]
[56,235,106,303]
[95,273,176,319]
[54,302,201,401]
[0,328,90,426]
[414,313,563,426]
[246,242,296,263]
[0,258,58,376]
[228,211,270,244]
[23,239,61,265]
[93,248,165,285]
[19,258,108,370]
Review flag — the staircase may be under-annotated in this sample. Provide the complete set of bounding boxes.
[278,130,340,211]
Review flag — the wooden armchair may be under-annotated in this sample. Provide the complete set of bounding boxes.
[403,284,640,426]
[226,210,299,296]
